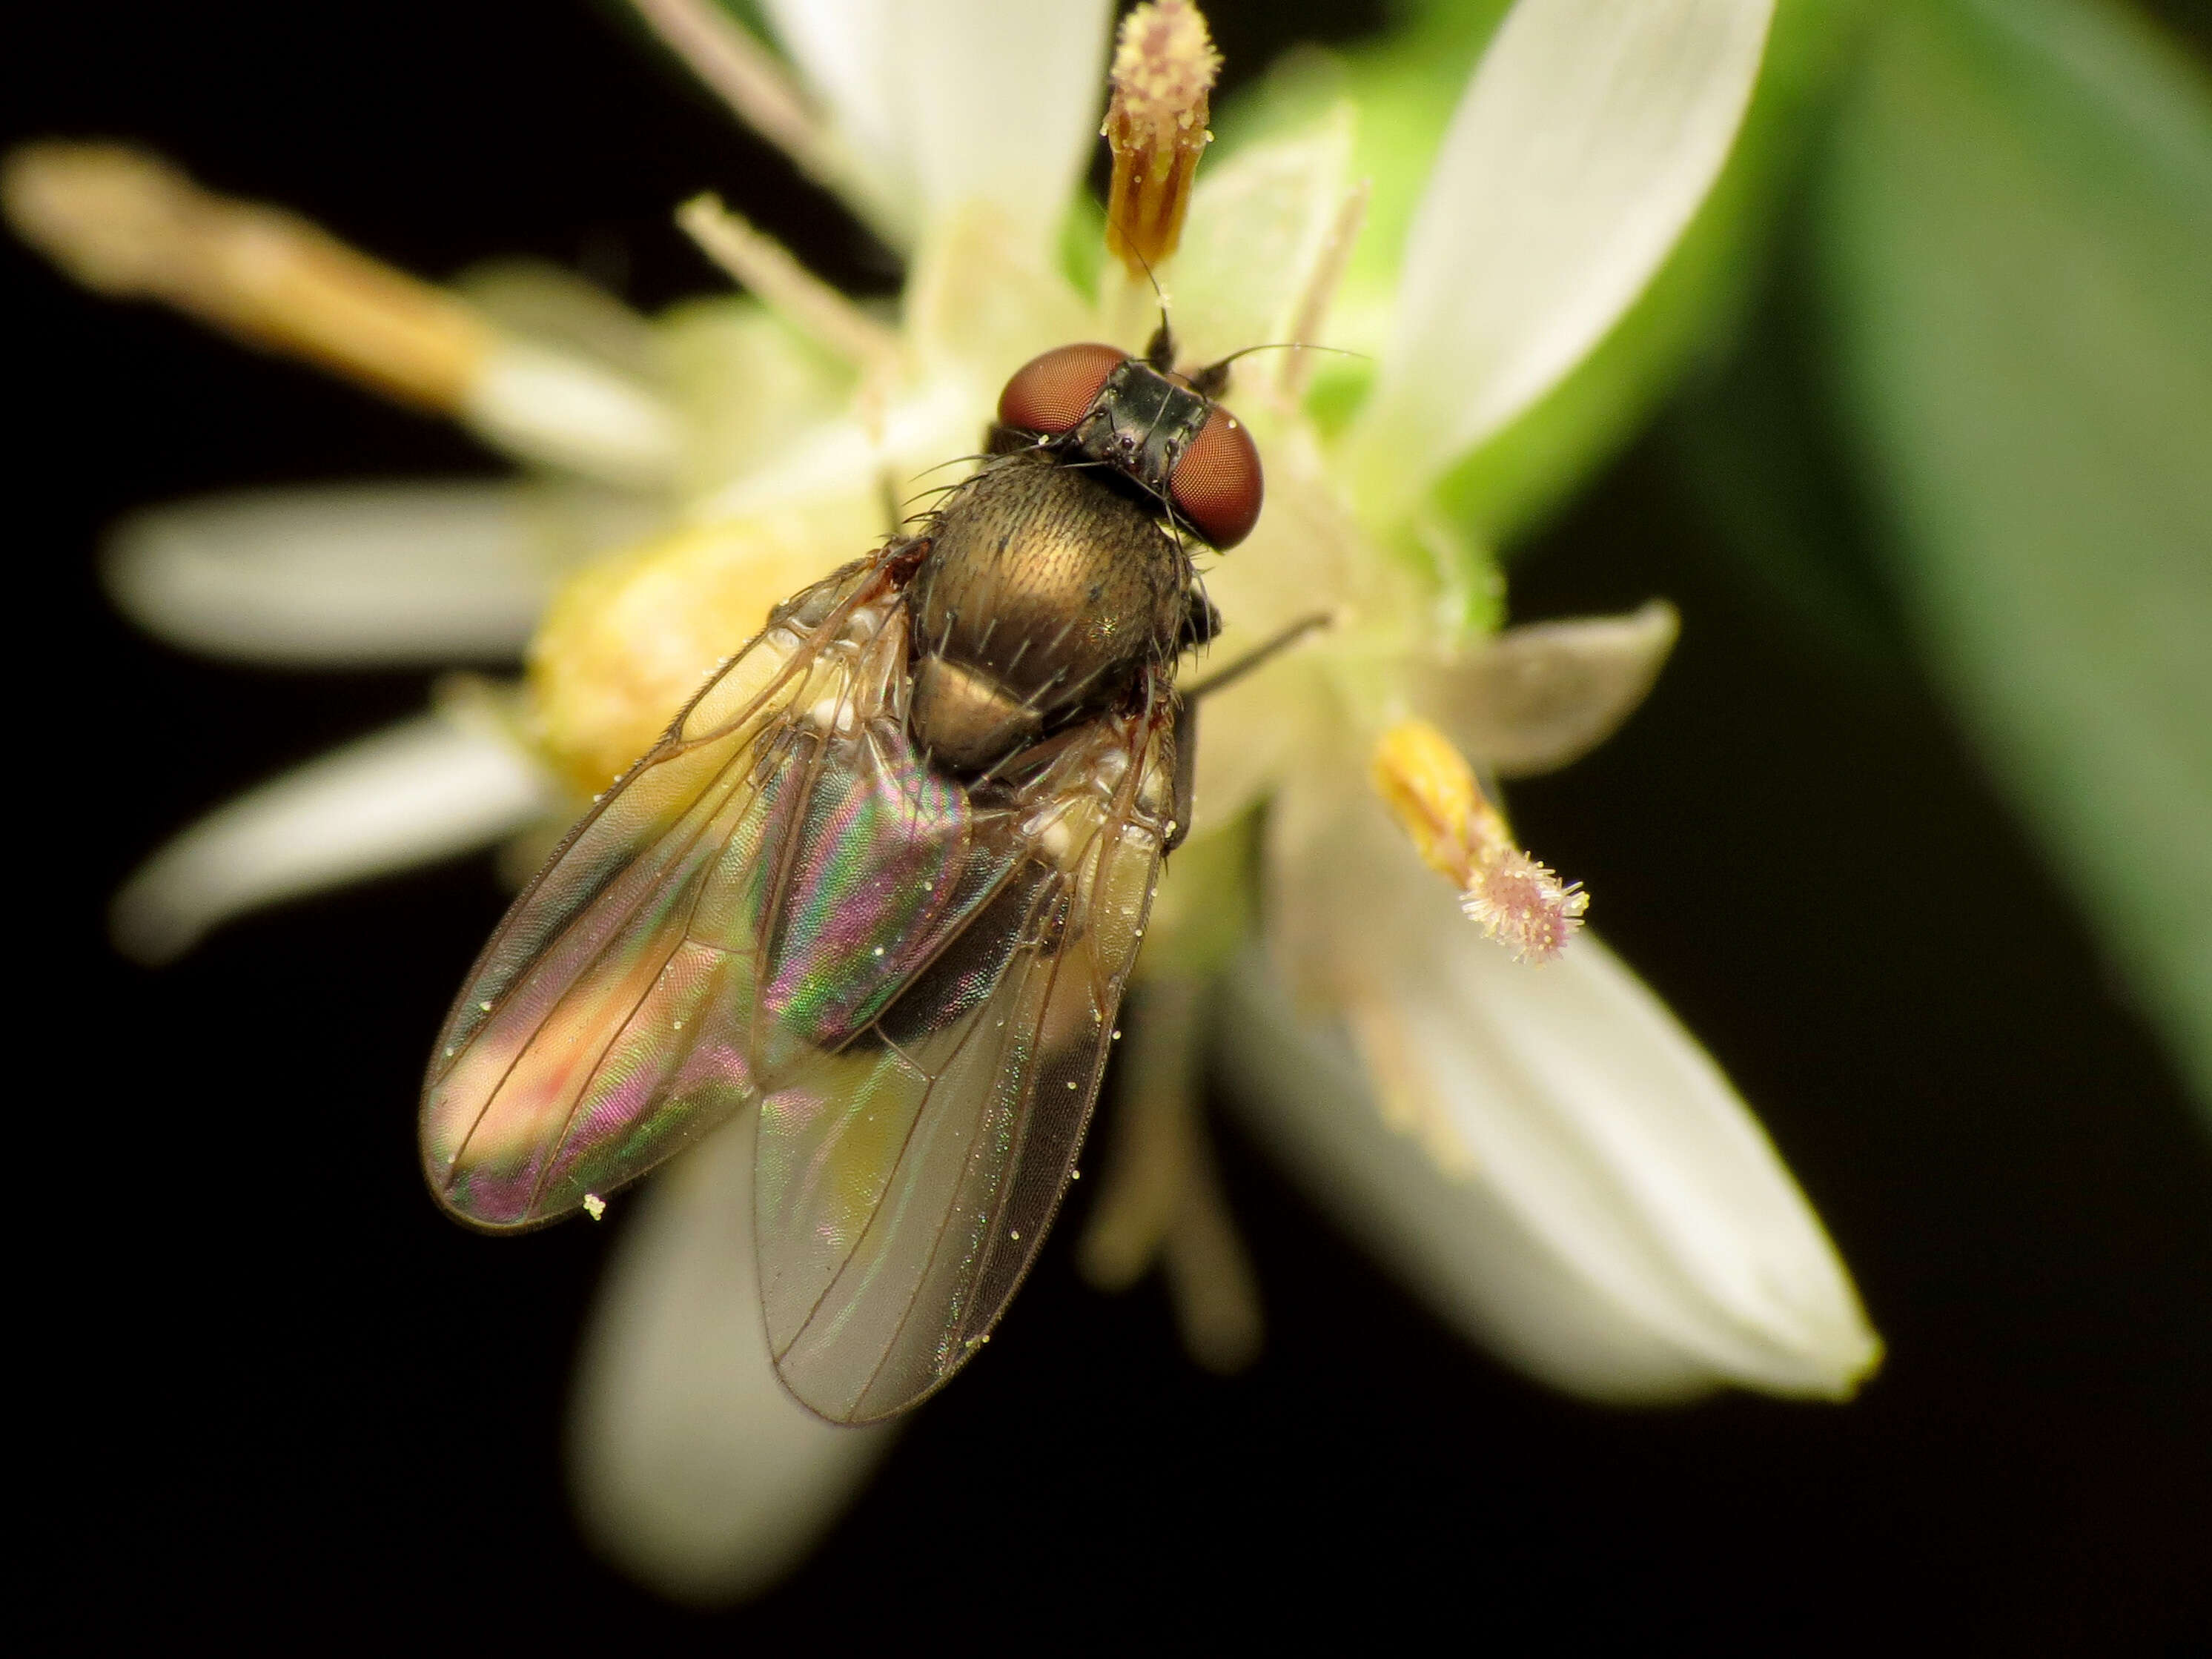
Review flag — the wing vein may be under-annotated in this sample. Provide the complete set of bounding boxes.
[514,739,764,1212]
[444,732,756,1193]
[852,876,1064,1408]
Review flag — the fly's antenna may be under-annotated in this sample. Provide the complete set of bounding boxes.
[1107,207,1178,371]
[1188,342,1365,400]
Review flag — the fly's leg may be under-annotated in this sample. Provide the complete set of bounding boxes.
[1181,609,1332,703]
[1179,586,1222,652]
[1163,606,1324,854]
[1166,696,1196,854]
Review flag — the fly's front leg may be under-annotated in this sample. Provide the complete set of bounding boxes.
[1162,608,1331,855]
[1179,586,1222,652]
[1180,610,1332,703]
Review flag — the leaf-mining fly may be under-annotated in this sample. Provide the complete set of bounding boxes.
[420,321,1276,1423]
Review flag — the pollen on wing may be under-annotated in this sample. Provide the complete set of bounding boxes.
[1371,718,1588,964]
[1102,0,1222,273]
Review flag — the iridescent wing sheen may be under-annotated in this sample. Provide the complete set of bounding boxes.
[419,548,937,1228]
[420,532,1177,1423]
[755,694,1175,1423]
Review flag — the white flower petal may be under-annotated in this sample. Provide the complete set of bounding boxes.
[755,0,901,216]
[691,204,1089,534]
[1230,789,1880,1401]
[111,712,557,964]
[106,483,657,665]
[1168,105,1357,371]
[761,0,1113,253]
[659,297,867,495]
[691,377,970,529]
[454,257,661,383]
[1184,440,1421,838]
[463,338,681,489]
[1350,0,1773,517]
[1219,967,1723,1400]
[901,200,1096,398]
[568,1113,893,1605]
[1424,600,1680,778]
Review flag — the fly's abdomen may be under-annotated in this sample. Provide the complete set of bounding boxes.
[753,715,1024,1073]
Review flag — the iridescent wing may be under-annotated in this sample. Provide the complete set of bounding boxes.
[419,547,943,1227]
[420,536,1177,1422]
[754,690,1174,1423]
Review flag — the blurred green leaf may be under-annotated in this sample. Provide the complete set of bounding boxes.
[1818,0,2212,1118]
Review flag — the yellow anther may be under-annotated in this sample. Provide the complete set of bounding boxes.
[529,520,844,796]
[1102,0,1221,274]
[1371,719,1589,962]
[1372,718,1486,884]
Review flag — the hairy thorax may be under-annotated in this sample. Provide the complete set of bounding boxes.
[907,451,1188,774]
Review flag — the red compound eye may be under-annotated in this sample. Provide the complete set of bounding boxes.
[1169,405,1264,549]
[997,342,1127,435]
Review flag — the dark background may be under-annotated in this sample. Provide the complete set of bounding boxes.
[13,1,2211,1649]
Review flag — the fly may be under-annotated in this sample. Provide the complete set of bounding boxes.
[419,321,1271,1424]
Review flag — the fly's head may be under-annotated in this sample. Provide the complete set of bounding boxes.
[995,325,1264,552]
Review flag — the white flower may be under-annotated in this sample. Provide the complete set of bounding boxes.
[10,0,1879,1604]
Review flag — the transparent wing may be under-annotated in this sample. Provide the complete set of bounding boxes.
[419,549,978,1228]
[755,691,1176,1423]
[421,529,1176,1425]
